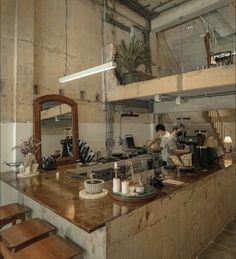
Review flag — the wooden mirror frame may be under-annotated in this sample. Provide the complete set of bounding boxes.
[33,94,78,166]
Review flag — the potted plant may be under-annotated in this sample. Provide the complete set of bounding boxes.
[115,36,154,85]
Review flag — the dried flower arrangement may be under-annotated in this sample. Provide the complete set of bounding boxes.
[12,136,41,156]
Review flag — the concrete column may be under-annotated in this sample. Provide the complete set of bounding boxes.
[0,0,34,171]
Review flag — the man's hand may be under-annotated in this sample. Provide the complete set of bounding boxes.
[184,145,190,154]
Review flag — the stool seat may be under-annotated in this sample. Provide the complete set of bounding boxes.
[0,203,31,229]
[13,235,81,259]
[1,218,56,252]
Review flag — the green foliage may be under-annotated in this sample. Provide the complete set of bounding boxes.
[115,36,150,74]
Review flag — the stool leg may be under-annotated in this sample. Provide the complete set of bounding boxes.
[19,214,26,222]
[0,240,2,259]
[0,242,14,259]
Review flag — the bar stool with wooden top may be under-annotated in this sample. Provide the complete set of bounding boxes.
[0,218,56,258]
[0,203,31,258]
[0,203,31,230]
[11,235,81,259]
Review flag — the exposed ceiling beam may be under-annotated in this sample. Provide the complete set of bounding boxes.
[151,0,234,32]
[119,0,157,18]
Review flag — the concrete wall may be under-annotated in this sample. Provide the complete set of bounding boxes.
[0,0,150,171]
[1,1,234,172]
[1,0,34,171]
[106,165,236,259]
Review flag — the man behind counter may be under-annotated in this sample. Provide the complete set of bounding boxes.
[167,124,190,156]
[147,124,170,166]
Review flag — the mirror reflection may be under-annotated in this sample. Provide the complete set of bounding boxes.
[41,101,73,159]
[34,94,78,166]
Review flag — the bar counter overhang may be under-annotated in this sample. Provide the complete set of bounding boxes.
[0,160,235,259]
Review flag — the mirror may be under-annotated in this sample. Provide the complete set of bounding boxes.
[34,94,78,165]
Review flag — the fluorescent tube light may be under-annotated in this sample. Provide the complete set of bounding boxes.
[59,61,116,84]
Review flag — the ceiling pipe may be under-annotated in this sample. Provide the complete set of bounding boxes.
[154,91,236,103]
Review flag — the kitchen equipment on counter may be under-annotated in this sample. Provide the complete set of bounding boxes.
[149,168,164,188]
[195,145,208,168]
[41,156,56,170]
[78,139,95,164]
[60,136,73,157]
[207,147,219,167]
[84,179,104,194]
[123,134,147,155]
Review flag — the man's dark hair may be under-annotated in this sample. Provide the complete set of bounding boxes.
[173,123,185,131]
[172,124,179,131]
[155,124,165,132]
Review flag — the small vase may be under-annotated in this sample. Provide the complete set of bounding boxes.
[24,153,36,173]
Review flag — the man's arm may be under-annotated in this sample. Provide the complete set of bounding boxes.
[168,136,189,156]
[147,135,161,148]
[150,144,163,152]
[172,148,189,156]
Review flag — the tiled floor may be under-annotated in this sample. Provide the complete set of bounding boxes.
[198,216,236,259]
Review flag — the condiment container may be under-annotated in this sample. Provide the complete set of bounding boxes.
[135,185,144,194]
[121,180,129,194]
[113,178,120,193]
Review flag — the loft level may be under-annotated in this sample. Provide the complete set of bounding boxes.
[107,65,236,102]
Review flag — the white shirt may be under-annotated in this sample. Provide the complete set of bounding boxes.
[159,131,170,162]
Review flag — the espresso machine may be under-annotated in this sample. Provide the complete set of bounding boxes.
[178,132,218,169]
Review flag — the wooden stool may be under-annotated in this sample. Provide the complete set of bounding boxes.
[0,203,31,258]
[0,203,31,229]
[0,218,56,253]
[11,235,81,259]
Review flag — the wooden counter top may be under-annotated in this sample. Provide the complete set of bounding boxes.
[0,161,232,233]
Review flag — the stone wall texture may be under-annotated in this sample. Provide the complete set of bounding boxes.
[106,165,236,259]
